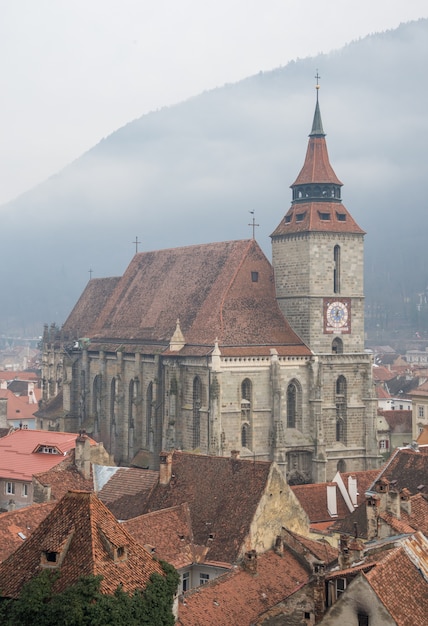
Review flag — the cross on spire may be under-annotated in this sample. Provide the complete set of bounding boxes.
[88,268,93,280]
[248,211,259,240]
[132,236,141,254]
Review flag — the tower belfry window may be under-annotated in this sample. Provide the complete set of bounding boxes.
[334,245,341,293]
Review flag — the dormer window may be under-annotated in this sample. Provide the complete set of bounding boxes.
[285,215,292,223]
[336,212,347,221]
[36,445,60,454]
[115,546,127,561]
[41,550,60,568]
[319,212,331,221]
[296,212,306,222]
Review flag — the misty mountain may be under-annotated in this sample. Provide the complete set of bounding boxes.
[1,18,427,337]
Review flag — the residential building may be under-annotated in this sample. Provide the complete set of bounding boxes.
[0,490,165,598]
[319,532,428,626]
[0,429,109,510]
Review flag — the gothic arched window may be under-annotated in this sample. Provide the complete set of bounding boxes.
[241,423,250,449]
[286,380,302,430]
[334,245,341,294]
[146,382,153,449]
[332,337,343,354]
[335,375,347,443]
[193,377,202,449]
[92,375,102,420]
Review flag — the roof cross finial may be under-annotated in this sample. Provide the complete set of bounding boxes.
[89,268,93,280]
[132,236,141,255]
[315,70,321,89]
[248,211,259,240]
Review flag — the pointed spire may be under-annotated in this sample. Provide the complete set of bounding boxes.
[310,98,325,137]
[310,72,325,137]
[169,318,185,352]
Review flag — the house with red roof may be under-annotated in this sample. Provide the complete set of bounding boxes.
[0,429,108,510]
[0,490,166,599]
[319,532,428,626]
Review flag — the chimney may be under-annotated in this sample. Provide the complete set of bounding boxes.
[327,484,338,517]
[338,535,351,569]
[274,535,284,556]
[75,430,91,480]
[400,488,412,516]
[348,475,358,507]
[8,499,16,512]
[230,450,240,460]
[243,550,257,574]
[159,451,173,485]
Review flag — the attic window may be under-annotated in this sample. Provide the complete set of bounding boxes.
[41,550,59,567]
[251,271,259,283]
[319,212,331,221]
[285,215,292,223]
[336,212,347,222]
[296,212,306,222]
[115,546,127,561]
[37,446,60,454]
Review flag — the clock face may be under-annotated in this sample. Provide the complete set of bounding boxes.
[324,299,351,333]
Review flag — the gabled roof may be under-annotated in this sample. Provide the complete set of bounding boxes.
[367,446,428,495]
[0,490,164,598]
[122,503,197,570]
[0,388,40,422]
[33,452,94,502]
[291,482,350,524]
[62,276,121,338]
[372,365,397,383]
[142,452,276,563]
[97,467,158,518]
[408,379,428,398]
[364,533,428,626]
[176,548,310,626]
[0,429,96,482]
[63,240,310,357]
[381,410,412,433]
[0,502,56,563]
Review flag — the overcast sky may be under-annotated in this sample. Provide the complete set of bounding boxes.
[0,1,427,205]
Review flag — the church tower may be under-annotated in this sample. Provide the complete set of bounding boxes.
[271,84,365,355]
[272,84,379,480]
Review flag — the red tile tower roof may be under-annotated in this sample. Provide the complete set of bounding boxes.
[271,89,364,237]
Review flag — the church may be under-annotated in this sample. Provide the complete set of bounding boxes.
[40,87,380,483]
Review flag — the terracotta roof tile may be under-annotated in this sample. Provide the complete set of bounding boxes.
[64,240,309,354]
[177,549,310,626]
[0,429,96,482]
[368,446,428,495]
[365,533,428,626]
[141,452,275,564]
[380,410,412,433]
[62,277,121,336]
[291,482,349,523]
[98,467,158,517]
[122,503,196,569]
[0,502,55,563]
[0,490,164,598]
[33,453,94,502]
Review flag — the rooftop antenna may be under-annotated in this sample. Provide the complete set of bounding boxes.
[248,211,259,240]
[132,236,141,254]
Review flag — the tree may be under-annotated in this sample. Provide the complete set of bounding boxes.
[0,560,179,626]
